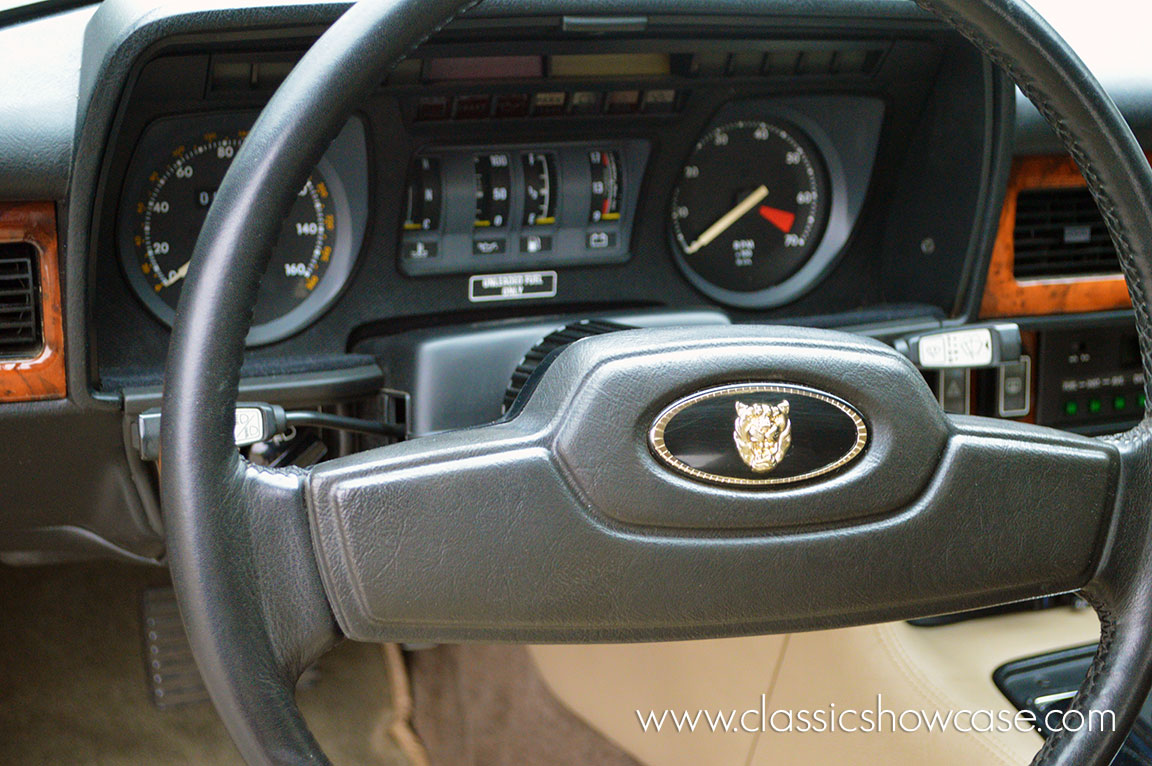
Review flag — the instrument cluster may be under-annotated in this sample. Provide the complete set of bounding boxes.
[111,98,883,345]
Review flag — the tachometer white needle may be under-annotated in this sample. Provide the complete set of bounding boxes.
[684,184,769,255]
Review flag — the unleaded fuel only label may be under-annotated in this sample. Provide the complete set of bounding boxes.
[468,270,557,303]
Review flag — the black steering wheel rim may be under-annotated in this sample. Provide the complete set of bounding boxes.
[160,1,1152,764]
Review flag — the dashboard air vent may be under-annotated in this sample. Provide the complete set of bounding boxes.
[1013,187,1120,279]
[0,242,41,358]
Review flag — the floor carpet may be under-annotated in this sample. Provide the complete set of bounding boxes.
[0,562,407,765]
[409,643,639,766]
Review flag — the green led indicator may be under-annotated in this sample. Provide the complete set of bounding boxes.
[1114,395,1128,411]
[1141,394,1147,409]
[1089,398,1103,414]
[1064,400,1079,416]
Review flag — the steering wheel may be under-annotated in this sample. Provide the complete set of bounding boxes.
[159,0,1152,763]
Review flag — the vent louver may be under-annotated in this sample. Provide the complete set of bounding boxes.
[1013,187,1120,279]
[0,242,41,358]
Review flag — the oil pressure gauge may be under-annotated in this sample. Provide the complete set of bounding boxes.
[473,153,511,228]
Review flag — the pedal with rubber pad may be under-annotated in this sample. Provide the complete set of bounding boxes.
[140,586,322,709]
[140,587,210,709]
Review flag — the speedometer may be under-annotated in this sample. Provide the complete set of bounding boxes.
[136,135,332,325]
[117,113,367,346]
[670,120,830,301]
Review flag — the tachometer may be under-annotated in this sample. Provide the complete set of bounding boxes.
[670,120,830,299]
[117,114,367,346]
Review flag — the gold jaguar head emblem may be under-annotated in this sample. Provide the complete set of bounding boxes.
[733,400,792,473]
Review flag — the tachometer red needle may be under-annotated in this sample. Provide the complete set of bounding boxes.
[759,206,796,233]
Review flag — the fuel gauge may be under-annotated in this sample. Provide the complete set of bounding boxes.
[403,157,441,231]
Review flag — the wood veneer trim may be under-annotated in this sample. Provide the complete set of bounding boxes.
[0,202,66,402]
[978,154,1133,318]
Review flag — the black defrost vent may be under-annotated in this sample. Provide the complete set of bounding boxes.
[1013,187,1120,279]
[0,242,41,358]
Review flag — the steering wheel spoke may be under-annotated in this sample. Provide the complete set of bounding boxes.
[162,454,339,763]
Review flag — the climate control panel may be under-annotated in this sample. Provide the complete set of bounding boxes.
[399,140,649,276]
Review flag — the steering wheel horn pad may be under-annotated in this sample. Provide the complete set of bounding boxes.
[308,325,1117,644]
[160,0,1152,764]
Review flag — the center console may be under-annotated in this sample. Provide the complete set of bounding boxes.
[1035,325,1144,433]
[926,318,1143,437]
[997,646,1152,765]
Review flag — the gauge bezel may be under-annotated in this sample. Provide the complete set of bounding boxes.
[668,98,884,309]
[116,111,368,346]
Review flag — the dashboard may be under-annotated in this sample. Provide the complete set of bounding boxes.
[85,16,998,394]
[0,0,1145,566]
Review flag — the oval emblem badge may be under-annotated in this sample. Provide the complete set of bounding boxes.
[648,383,868,487]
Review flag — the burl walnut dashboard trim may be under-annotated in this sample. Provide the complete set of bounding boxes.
[0,202,66,402]
[979,154,1132,318]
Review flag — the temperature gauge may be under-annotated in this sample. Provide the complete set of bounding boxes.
[474,153,511,228]
[402,157,441,231]
[522,152,557,226]
[589,150,621,223]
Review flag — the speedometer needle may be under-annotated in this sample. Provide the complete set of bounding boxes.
[684,185,769,255]
[165,260,191,287]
